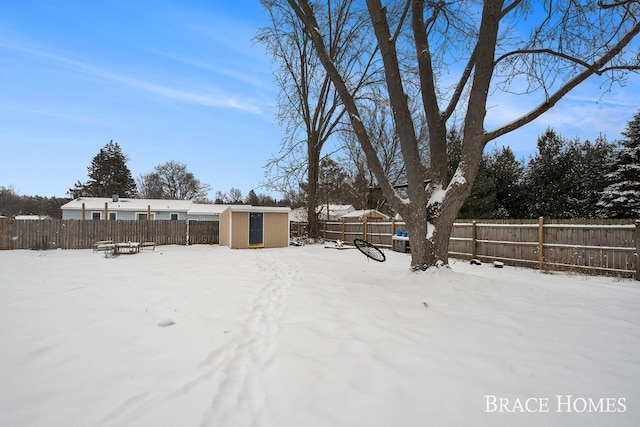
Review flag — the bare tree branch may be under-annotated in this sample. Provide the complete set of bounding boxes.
[487,20,640,141]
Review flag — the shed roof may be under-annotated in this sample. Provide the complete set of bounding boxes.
[221,205,291,213]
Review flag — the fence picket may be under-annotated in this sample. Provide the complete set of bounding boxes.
[0,219,219,250]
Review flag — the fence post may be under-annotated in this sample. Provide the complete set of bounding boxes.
[341,218,345,242]
[635,219,640,280]
[471,220,477,259]
[538,216,545,270]
[364,218,368,241]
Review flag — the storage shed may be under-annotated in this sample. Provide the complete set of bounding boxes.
[219,205,291,249]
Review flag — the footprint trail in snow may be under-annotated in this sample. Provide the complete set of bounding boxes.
[199,252,297,427]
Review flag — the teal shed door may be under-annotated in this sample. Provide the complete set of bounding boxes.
[249,212,264,246]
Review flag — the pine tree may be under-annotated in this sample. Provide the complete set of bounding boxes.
[246,190,260,205]
[69,141,137,198]
[597,111,640,218]
[524,129,572,217]
[458,153,496,219]
[487,146,526,218]
[524,129,617,218]
[575,136,616,218]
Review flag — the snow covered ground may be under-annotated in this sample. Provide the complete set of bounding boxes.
[0,244,638,427]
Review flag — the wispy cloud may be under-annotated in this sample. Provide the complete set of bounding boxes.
[148,49,272,92]
[2,42,263,114]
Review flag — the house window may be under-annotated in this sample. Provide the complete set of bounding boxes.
[91,212,102,220]
[170,213,179,220]
[136,212,155,220]
[109,212,117,220]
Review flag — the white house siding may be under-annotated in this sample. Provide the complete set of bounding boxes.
[61,198,224,221]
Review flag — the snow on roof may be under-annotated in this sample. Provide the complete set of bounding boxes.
[316,204,355,214]
[341,209,390,219]
[316,204,355,220]
[61,197,195,212]
[14,215,50,220]
[61,198,290,215]
[289,207,308,222]
[186,204,229,215]
[223,205,290,213]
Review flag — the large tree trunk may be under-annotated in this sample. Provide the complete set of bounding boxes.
[306,137,321,239]
[401,186,467,270]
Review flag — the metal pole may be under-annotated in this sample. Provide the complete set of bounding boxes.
[635,220,639,281]
[538,217,544,270]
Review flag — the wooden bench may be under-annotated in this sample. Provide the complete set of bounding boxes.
[140,242,156,251]
[94,243,116,257]
[93,240,113,252]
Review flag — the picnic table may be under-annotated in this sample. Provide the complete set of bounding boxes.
[93,241,142,257]
[93,240,113,252]
[114,242,140,254]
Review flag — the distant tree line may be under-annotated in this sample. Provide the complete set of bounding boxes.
[213,188,290,207]
[0,186,69,219]
[452,129,619,219]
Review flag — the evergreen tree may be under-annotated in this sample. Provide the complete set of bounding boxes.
[69,141,136,198]
[597,111,640,218]
[524,129,591,218]
[246,190,260,205]
[487,146,526,218]
[524,129,616,218]
[574,136,617,217]
[524,129,572,217]
[458,153,496,219]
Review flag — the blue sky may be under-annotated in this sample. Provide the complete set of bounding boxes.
[1,1,638,200]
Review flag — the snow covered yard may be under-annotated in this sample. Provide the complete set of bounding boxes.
[0,244,638,427]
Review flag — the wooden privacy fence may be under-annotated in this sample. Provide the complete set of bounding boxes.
[321,218,639,279]
[0,219,219,250]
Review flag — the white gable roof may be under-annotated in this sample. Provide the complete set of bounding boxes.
[316,204,355,220]
[61,197,195,212]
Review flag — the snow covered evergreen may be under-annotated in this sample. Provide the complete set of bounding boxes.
[597,111,640,218]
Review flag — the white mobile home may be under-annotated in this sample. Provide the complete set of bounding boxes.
[61,197,224,221]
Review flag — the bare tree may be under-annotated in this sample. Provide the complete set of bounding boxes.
[136,172,164,199]
[258,0,375,238]
[281,0,639,270]
[339,93,424,210]
[138,161,211,201]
